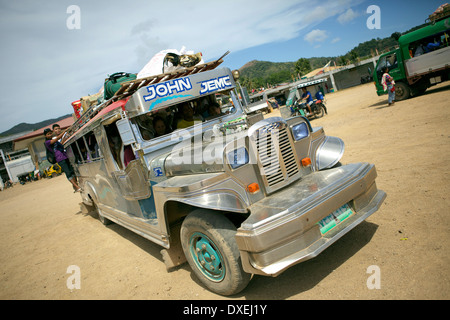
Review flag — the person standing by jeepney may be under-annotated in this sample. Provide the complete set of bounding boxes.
[44,128,81,192]
[381,67,395,106]
[52,123,68,144]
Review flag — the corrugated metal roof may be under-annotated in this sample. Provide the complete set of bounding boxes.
[13,116,74,142]
[0,131,33,144]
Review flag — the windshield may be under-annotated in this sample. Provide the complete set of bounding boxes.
[376,53,398,81]
[286,89,298,106]
[133,90,237,140]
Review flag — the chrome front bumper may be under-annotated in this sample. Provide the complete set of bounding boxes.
[235,162,386,276]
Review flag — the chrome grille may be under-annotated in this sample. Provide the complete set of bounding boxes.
[252,121,300,193]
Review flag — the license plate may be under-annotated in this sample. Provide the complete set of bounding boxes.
[318,203,354,234]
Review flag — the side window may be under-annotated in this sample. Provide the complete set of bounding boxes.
[85,132,101,160]
[376,56,386,82]
[376,53,397,81]
[410,31,448,57]
[386,53,397,70]
[78,138,89,161]
[68,139,83,164]
[105,122,136,170]
[67,131,101,164]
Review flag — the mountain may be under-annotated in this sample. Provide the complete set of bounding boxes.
[0,114,72,137]
[239,57,335,88]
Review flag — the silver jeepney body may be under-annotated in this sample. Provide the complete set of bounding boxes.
[66,66,385,278]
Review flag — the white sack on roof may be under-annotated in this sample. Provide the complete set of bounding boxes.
[137,46,204,79]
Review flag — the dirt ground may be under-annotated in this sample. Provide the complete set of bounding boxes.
[1,82,449,300]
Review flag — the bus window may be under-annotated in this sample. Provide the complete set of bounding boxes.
[76,138,88,162]
[105,122,136,170]
[85,132,101,160]
[410,31,448,57]
[68,140,83,164]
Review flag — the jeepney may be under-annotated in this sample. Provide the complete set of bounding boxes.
[64,57,386,296]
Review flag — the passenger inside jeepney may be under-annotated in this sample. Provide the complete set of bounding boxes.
[136,93,234,139]
[136,114,154,140]
[153,115,170,137]
[205,102,224,120]
[106,124,135,169]
[176,102,203,129]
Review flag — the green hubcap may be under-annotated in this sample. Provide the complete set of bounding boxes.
[189,232,225,282]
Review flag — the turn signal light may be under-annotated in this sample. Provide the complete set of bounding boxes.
[301,157,312,167]
[247,183,260,194]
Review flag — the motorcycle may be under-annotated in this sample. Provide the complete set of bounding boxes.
[290,99,327,119]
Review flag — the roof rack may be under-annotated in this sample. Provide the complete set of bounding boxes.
[113,51,230,100]
[64,51,230,142]
[426,3,450,24]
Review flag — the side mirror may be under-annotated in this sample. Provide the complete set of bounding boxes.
[116,118,136,146]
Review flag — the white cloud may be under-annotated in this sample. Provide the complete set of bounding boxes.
[331,37,341,43]
[304,29,329,44]
[337,8,359,24]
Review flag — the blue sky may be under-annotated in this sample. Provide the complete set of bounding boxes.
[223,0,445,67]
[0,0,445,133]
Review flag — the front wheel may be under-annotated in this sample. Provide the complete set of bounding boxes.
[180,209,251,296]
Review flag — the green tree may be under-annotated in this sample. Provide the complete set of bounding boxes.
[295,58,311,78]
[338,55,349,66]
[349,49,359,64]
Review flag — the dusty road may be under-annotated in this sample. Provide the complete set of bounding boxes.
[0,82,449,300]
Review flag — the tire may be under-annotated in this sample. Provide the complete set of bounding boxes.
[180,209,251,296]
[314,105,325,118]
[93,201,113,225]
[394,82,411,101]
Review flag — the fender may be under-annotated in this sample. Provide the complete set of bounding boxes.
[153,172,250,215]
[315,136,345,170]
[81,181,98,206]
[166,191,248,213]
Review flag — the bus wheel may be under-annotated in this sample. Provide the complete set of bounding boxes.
[395,82,411,101]
[180,209,251,296]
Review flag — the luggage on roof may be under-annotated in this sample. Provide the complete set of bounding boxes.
[104,72,137,100]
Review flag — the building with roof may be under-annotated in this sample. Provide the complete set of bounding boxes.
[12,116,74,172]
[0,131,33,184]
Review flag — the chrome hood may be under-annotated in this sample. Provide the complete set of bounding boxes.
[163,131,247,176]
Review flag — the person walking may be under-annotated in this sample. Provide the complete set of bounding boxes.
[381,68,396,106]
